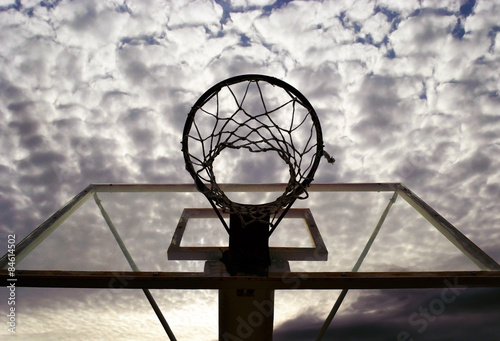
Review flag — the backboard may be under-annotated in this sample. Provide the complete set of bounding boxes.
[1,183,499,340]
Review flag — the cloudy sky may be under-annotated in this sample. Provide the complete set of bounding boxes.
[1,0,500,340]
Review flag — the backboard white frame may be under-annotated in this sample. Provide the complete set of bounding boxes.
[167,207,328,261]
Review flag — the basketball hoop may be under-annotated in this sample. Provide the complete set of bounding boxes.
[182,74,334,274]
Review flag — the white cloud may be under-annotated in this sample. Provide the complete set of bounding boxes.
[229,9,261,32]
[361,11,392,42]
[344,0,375,22]
[370,1,407,19]
[231,0,275,8]
[166,0,223,29]
[391,13,456,56]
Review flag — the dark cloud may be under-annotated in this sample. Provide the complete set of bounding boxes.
[0,77,25,101]
[468,151,492,173]
[274,288,500,340]
[138,156,184,183]
[125,60,151,84]
[100,90,130,105]
[351,75,403,148]
[129,127,155,149]
[232,150,288,184]
[0,187,18,234]
[20,134,45,149]
[75,137,132,182]
[18,150,65,168]
[53,117,83,129]
[7,101,37,115]
[119,34,161,49]
[452,150,494,183]
[8,118,40,135]
[69,4,98,31]
[273,311,322,341]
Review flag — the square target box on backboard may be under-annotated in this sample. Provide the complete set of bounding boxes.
[167,207,328,263]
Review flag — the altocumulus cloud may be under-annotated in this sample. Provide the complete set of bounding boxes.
[0,0,499,340]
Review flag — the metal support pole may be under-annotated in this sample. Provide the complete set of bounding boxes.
[219,288,275,341]
[316,191,398,341]
[93,194,177,341]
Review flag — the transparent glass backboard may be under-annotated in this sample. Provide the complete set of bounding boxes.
[1,183,498,341]
[10,183,487,273]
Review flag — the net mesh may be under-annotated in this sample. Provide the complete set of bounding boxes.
[183,75,326,228]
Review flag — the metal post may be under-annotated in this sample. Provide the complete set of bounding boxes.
[316,191,398,341]
[223,213,271,276]
[93,194,177,341]
[219,288,275,341]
